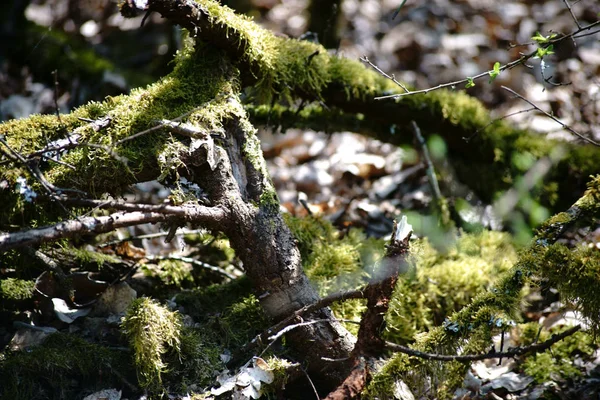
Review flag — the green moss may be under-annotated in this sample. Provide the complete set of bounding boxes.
[64,246,121,269]
[519,323,594,383]
[220,294,270,347]
[0,278,34,302]
[175,277,253,320]
[385,231,517,344]
[163,327,224,392]
[0,277,34,311]
[0,333,131,400]
[121,297,182,392]
[150,259,195,288]
[367,230,526,399]
[0,43,238,228]
[284,215,384,334]
[175,278,269,349]
[536,244,600,331]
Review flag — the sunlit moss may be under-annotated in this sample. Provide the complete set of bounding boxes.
[0,278,34,302]
[385,231,517,344]
[175,277,269,349]
[519,322,594,383]
[284,215,384,333]
[0,278,35,310]
[163,327,224,393]
[121,297,182,392]
[535,244,600,331]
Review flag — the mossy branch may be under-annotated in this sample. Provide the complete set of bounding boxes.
[384,324,581,362]
[120,0,599,212]
[367,174,600,398]
[0,203,226,252]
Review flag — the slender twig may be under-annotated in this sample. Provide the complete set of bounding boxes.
[98,228,207,247]
[373,20,600,100]
[502,86,599,146]
[562,0,581,29]
[464,107,536,142]
[360,56,409,93]
[61,198,196,215]
[410,121,442,205]
[241,287,367,357]
[258,318,360,358]
[385,325,581,362]
[299,364,320,400]
[145,254,237,280]
[52,70,62,123]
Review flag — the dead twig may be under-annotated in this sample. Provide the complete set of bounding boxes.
[501,86,599,146]
[0,204,226,252]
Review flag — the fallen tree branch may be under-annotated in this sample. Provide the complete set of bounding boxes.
[384,325,581,362]
[0,204,226,252]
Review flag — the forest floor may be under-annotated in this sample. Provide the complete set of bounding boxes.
[1,0,599,399]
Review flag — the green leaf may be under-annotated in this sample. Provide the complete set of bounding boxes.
[535,44,555,59]
[531,31,549,44]
[465,77,475,89]
[488,62,501,83]
[531,32,558,44]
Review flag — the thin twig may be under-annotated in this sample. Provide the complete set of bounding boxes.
[464,107,536,142]
[258,318,360,358]
[501,86,599,146]
[98,228,207,247]
[61,198,197,215]
[410,121,442,204]
[243,287,367,356]
[145,254,237,280]
[52,70,62,123]
[562,0,581,29]
[360,56,409,93]
[373,20,600,100]
[385,325,581,362]
[299,364,320,400]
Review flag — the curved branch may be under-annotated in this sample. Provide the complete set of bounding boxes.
[384,325,581,362]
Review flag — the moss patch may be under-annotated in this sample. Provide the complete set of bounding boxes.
[0,333,131,400]
[121,297,182,392]
[284,215,385,333]
[385,230,518,344]
[518,322,595,383]
[175,278,269,349]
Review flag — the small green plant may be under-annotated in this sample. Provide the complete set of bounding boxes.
[465,77,475,89]
[531,31,558,44]
[488,62,501,83]
[531,31,557,59]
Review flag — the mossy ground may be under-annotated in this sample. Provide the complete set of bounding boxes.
[0,333,133,400]
[518,322,596,384]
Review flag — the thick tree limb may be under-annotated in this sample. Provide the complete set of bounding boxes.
[121,0,599,212]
